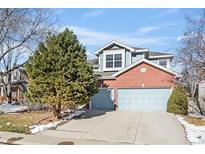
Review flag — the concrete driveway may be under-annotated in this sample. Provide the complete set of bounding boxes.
[38,110,189,145]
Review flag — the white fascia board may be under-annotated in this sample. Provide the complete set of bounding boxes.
[98,76,116,80]
[95,40,135,55]
[112,58,176,77]
[133,49,149,52]
[149,55,174,58]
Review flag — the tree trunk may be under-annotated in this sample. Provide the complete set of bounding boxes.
[7,73,12,104]
[52,105,57,117]
[52,103,61,119]
[56,102,61,119]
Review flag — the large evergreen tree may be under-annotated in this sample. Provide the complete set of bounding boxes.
[25,28,98,119]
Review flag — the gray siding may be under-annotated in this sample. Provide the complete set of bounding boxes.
[150,59,158,64]
[125,50,131,66]
[131,53,144,63]
[99,54,103,72]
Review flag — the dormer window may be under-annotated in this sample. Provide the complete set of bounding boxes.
[114,54,122,68]
[105,54,122,69]
[106,54,113,68]
[102,49,125,71]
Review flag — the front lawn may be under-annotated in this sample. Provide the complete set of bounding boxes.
[185,116,205,126]
[0,111,53,134]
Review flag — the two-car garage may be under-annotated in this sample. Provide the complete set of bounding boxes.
[90,59,176,112]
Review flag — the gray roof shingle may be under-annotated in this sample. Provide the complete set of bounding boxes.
[149,51,173,57]
[88,58,98,65]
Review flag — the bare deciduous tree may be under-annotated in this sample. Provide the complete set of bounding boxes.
[177,10,205,115]
[0,9,56,103]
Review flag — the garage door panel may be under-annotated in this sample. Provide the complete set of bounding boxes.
[91,89,114,110]
[118,89,171,112]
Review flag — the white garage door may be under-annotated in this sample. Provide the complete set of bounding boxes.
[91,88,114,110]
[117,88,171,112]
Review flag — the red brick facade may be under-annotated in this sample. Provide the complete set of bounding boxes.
[98,62,176,105]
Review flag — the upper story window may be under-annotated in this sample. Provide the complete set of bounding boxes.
[106,54,113,68]
[159,59,167,67]
[103,49,125,71]
[106,54,122,68]
[114,54,122,68]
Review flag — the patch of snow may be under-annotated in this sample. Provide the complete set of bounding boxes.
[176,115,205,144]
[77,104,86,109]
[63,110,85,120]
[30,120,62,134]
[30,110,86,134]
[6,122,11,126]
[0,103,28,113]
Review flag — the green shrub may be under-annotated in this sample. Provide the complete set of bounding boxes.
[167,86,188,115]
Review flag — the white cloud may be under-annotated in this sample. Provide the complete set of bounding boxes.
[164,8,179,14]
[65,25,171,47]
[161,22,179,27]
[83,10,106,18]
[137,26,160,34]
[154,9,179,18]
[136,22,179,35]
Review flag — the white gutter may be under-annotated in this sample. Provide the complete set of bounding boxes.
[149,55,174,58]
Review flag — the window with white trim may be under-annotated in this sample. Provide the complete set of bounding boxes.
[106,54,122,68]
[106,54,113,68]
[114,54,122,68]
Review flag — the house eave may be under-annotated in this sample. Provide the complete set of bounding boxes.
[133,49,149,52]
[149,55,174,59]
[98,76,116,80]
[111,58,177,77]
[95,40,135,55]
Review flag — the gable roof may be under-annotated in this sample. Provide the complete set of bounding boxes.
[95,41,135,55]
[112,58,176,77]
[149,51,174,58]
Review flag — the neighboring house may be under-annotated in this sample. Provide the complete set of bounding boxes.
[199,81,205,100]
[198,81,205,113]
[0,68,28,104]
[88,41,176,112]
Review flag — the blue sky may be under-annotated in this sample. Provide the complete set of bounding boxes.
[55,8,201,59]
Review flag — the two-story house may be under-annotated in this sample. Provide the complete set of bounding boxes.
[88,41,176,112]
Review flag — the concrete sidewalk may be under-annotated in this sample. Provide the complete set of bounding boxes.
[0,131,124,145]
[0,131,66,145]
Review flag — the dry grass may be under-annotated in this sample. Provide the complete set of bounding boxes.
[185,116,205,126]
[0,111,53,134]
